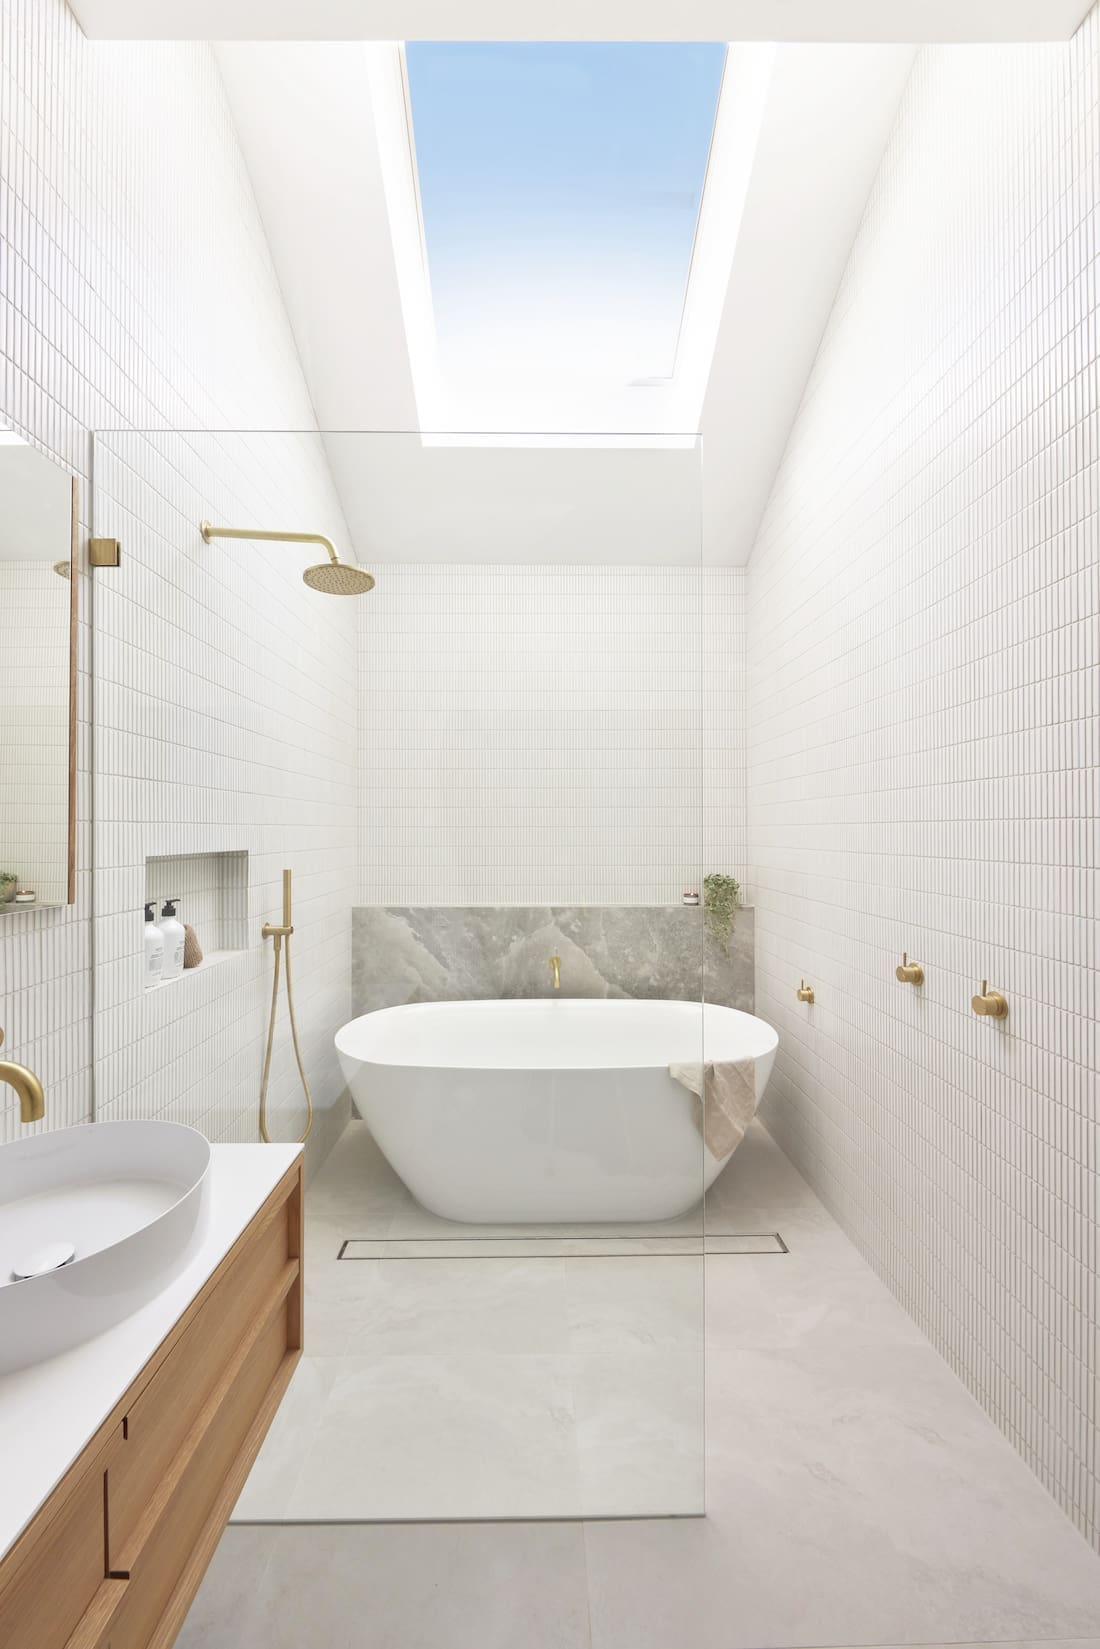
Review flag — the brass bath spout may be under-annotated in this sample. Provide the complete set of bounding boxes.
[548,956,561,991]
[0,1028,45,1123]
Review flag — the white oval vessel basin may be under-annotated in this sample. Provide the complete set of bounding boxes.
[0,1121,211,1374]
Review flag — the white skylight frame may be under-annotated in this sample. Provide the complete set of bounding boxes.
[364,41,776,441]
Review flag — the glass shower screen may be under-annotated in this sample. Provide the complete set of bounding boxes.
[90,428,707,1521]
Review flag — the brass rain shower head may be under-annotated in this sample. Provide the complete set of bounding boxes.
[198,520,375,596]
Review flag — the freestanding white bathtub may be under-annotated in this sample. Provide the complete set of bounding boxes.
[335,999,778,1223]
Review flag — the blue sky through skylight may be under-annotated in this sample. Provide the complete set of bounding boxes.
[405,43,726,384]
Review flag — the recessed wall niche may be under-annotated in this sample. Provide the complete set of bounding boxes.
[144,852,248,975]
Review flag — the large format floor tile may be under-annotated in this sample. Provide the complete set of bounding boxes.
[284,1352,583,1521]
[581,1340,1100,1649]
[238,1128,708,1521]
[178,1522,592,1649]
[205,1118,1100,1646]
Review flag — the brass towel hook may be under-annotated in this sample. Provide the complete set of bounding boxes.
[896,952,924,985]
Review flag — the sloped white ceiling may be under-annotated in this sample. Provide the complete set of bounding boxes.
[217,41,915,563]
[71,3,1093,566]
[322,436,705,566]
[699,44,915,562]
[216,43,419,434]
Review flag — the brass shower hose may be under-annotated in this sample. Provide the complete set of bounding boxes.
[259,870,314,1145]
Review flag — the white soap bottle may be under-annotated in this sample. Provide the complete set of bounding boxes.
[159,898,186,982]
[144,902,165,988]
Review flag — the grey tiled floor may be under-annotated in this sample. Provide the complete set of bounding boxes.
[178,1122,1100,1648]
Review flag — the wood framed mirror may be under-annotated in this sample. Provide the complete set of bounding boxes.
[0,436,78,912]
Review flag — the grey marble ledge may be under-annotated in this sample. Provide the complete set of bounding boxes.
[352,905,754,1015]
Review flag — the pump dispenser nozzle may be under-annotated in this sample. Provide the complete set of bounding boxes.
[159,899,185,982]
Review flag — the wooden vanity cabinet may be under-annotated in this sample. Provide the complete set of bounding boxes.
[0,1160,302,1649]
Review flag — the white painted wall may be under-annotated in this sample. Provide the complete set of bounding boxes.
[747,18,1100,1549]
[0,0,355,1155]
[359,566,745,905]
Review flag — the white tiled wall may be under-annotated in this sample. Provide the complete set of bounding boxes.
[0,560,69,906]
[747,22,1100,1547]
[0,0,356,1152]
[359,564,745,905]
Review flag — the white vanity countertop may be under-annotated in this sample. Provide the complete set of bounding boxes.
[0,1142,301,1563]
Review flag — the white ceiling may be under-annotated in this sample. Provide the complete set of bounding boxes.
[71,7,1086,565]
[699,44,914,563]
[70,0,1094,42]
[323,436,703,567]
[217,40,914,563]
[215,43,418,435]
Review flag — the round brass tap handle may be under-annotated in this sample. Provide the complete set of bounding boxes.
[971,981,1009,1018]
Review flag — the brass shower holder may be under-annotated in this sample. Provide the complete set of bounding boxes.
[89,536,121,567]
[262,867,295,943]
[258,868,313,1146]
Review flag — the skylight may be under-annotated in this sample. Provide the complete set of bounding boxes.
[404,43,727,388]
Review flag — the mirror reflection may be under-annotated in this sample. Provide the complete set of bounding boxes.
[0,433,75,912]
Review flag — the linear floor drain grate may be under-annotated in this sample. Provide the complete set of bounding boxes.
[336,1232,788,1260]
[705,1232,788,1255]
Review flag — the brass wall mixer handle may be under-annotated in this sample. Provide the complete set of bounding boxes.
[971,980,1008,1019]
[896,952,924,985]
[796,980,815,1004]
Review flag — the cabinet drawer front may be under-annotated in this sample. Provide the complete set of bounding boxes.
[106,1309,292,1649]
[108,1187,294,1570]
[0,1433,119,1649]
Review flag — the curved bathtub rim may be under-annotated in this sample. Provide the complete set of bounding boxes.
[335,998,779,1075]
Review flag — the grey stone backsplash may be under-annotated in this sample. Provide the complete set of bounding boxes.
[351,905,754,1015]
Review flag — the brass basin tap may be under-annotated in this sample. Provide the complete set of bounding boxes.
[0,1028,45,1123]
[548,955,561,991]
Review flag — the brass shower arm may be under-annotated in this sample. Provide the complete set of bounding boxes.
[199,521,340,567]
[198,518,374,596]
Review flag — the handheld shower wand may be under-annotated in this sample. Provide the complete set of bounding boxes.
[259,868,314,1145]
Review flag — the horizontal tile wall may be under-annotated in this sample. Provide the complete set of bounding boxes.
[747,22,1100,1545]
[359,565,745,906]
[0,0,355,1154]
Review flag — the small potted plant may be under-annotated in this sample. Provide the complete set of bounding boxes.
[703,873,740,956]
[0,872,17,904]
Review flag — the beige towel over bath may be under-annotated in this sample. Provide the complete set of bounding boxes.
[669,1058,756,1161]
